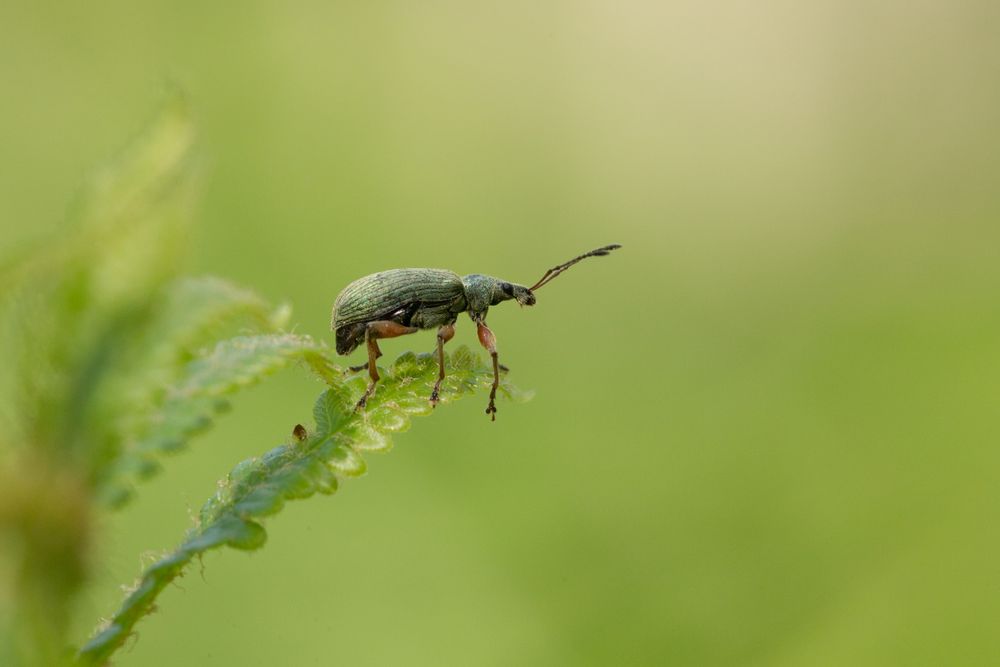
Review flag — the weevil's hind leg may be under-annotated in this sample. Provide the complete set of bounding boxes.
[355,320,418,411]
[430,323,456,407]
[476,320,500,421]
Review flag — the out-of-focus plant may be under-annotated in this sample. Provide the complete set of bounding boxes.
[0,94,527,666]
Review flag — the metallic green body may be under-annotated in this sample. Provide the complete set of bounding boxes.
[331,245,619,419]
[331,268,530,355]
[331,245,619,359]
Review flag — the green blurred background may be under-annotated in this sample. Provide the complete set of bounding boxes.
[3,1,1000,665]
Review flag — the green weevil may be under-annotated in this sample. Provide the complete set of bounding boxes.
[331,244,621,420]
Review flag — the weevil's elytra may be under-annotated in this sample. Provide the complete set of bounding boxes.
[331,244,621,420]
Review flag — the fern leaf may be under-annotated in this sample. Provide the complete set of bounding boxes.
[150,276,279,357]
[78,346,528,664]
[106,334,337,505]
[108,277,279,464]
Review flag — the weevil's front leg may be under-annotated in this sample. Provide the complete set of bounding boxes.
[348,347,384,373]
[476,320,500,421]
[356,320,418,411]
[430,323,456,407]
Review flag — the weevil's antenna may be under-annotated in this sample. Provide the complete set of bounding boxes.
[528,244,622,291]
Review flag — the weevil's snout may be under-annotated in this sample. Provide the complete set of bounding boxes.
[493,280,536,306]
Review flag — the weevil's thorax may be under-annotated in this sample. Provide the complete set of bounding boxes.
[461,274,496,321]
[462,274,535,321]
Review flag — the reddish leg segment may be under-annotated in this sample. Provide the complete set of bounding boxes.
[430,323,456,407]
[476,320,500,421]
[355,320,418,410]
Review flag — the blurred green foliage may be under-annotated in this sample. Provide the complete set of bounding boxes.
[0,91,274,664]
[2,1,1000,665]
[0,92,202,666]
[0,94,527,665]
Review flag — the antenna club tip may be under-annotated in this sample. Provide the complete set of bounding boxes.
[527,243,622,291]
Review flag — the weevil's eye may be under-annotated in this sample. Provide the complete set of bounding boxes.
[501,282,514,297]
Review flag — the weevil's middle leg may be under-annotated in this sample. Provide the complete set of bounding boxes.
[476,320,500,421]
[355,320,418,411]
[430,323,456,407]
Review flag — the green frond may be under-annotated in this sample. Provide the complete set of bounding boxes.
[105,334,338,506]
[78,346,527,665]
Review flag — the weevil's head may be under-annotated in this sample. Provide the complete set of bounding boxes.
[462,274,536,321]
[503,282,537,307]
